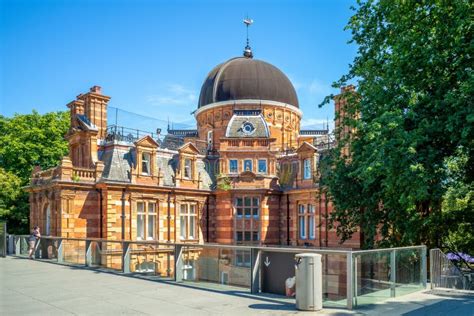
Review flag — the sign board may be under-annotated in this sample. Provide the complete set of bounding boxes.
[261,252,295,295]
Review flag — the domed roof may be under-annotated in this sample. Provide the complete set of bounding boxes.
[198,57,299,108]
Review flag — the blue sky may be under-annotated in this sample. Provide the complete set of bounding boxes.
[0,0,357,130]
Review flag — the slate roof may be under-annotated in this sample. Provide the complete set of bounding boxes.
[76,114,98,131]
[156,153,177,186]
[225,114,269,138]
[101,147,133,182]
[197,158,217,190]
[99,143,215,189]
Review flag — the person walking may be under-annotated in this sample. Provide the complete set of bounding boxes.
[28,226,41,259]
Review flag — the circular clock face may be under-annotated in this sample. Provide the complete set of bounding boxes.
[242,122,255,135]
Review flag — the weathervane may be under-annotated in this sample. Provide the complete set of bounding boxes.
[243,16,254,58]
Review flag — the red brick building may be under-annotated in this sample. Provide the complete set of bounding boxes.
[27,50,361,253]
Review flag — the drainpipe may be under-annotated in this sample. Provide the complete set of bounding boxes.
[286,193,290,245]
[121,188,126,240]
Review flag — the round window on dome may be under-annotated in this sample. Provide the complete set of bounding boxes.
[242,122,255,135]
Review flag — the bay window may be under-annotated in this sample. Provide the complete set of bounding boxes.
[234,196,260,244]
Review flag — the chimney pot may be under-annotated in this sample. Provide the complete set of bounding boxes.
[90,86,102,94]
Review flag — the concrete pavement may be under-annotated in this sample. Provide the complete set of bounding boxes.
[1,256,472,315]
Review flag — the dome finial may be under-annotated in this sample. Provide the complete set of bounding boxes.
[243,16,254,58]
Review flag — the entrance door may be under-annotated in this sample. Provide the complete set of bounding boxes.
[261,252,295,295]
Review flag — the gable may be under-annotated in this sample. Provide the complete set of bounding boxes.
[134,135,159,148]
[296,141,317,154]
[178,142,200,155]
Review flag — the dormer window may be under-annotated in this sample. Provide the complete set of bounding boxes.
[303,158,312,179]
[184,158,192,179]
[241,122,255,135]
[142,152,151,175]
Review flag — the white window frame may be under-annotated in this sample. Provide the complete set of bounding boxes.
[229,159,238,174]
[298,204,307,239]
[180,203,197,240]
[147,202,157,240]
[137,202,146,240]
[303,158,312,180]
[184,158,192,179]
[142,152,151,175]
[137,201,157,241]
[257,159,267,174]
[308,204,315,240]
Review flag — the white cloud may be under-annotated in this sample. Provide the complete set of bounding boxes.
[146,84,197,106]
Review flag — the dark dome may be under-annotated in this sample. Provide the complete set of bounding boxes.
[198,57,299,108]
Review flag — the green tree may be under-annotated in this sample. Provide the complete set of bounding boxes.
[0,111,69,233]
[321,0,473,251]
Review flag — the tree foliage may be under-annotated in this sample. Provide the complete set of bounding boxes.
[0,111,69,233]
[321,0,473,251]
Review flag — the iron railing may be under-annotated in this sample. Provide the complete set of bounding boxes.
[430,248,474,291]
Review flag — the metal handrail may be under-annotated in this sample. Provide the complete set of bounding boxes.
[15,235,353,254]
[352,245,426,254]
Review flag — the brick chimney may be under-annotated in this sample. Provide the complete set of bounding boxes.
[77,86,111,139]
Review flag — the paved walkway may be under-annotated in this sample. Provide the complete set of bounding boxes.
[1,256,472,315]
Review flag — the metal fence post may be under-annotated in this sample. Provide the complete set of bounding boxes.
[430,248,437,290]
[175,244,183,282]
[122,242,130,273]
[421,246,427,289]
[390,249,396,297]
[85,240,92,267]
[15,236,20,255]
[34,239,41,259]
[353,254,358,307]
[251,248,261,294]
[57,238,63,263]
[346,251,353,310]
